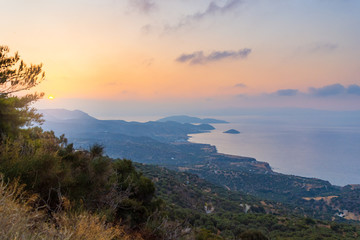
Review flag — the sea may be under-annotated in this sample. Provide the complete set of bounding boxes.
[187,114,360,187]
[102,112,360,187]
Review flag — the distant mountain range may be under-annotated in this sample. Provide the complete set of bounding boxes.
[37,108,360,222]
[39,109,96,121]
[157,115,228,124]
[39,109,214,143]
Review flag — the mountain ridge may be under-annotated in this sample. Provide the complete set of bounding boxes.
[38,108,360,222]
[157,115,228,124]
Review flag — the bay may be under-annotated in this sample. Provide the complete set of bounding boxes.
[189,115,360,186]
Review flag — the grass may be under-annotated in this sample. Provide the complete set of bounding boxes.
[0,174,143,240]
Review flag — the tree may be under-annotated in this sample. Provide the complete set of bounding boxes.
[90,143,105,159]
[238,230,269,240]
[0,46,45,139]
[0,46,44,95]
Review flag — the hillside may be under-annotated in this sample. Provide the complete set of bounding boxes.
[40,109,214,143]
[39,109,96,121]
[135,163,360,239]
[2,103,360,239]
[157,115,228,124]
[39,109,360,223]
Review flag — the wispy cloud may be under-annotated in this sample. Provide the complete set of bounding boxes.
[141,24,153,34]
[299,42,339,54]
[176,48,251,65]
[129,0,157,14]
[165,0,243,32]
[276,89,299,96]
[307,83,360,97]
[234,83,247,88]
[309,83,346,96]
[269,84,360,98]
[142,58,154,67]
[311,43,338,52]
[347,84,360,95]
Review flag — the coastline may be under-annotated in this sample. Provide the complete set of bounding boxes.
[187,119,360,186]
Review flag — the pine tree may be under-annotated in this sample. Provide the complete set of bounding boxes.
[0,46,45,139]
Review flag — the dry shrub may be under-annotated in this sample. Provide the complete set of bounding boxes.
[49,212,143,240]
[0,174,143,240]
[0,174,43,239]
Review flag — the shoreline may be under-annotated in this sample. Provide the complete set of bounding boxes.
[187,123,351,187]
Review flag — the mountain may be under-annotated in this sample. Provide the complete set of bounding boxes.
[135,163,360,239]
[39,110,265,170]
[40,109,214,143]
[39,109,96,121]
[157,115,228,124]
[38,108,360,223]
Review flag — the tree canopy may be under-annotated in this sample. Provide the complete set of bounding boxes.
[0,45,161,231]
[0,46,45,139]
[0,46,45,95]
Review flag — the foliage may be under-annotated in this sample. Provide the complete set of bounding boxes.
[90,143,105,158]
[0,45,44,139]
[136,163,360,239]
[195,229,223,240]
[0,128,162,227]
[0,46,44,94]
[0,46,167,239]
[238,230,269,240]
[0,174,138,240]
[1,45,360,239]
[0,92,44,139]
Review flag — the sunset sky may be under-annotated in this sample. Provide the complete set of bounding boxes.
[2,0,360,117]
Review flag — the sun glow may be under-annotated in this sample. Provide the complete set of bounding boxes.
[48,95,54,100]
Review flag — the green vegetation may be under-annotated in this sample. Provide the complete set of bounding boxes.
[0,126,165,232]
[136,163,360,239]
[40,110,360,221]
[1,45,360,239]
[0,175,132,240]
[0,46,162,239]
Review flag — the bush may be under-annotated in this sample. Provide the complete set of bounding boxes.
[0,174,135,240]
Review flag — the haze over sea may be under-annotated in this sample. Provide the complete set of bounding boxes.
[187,112,360,187]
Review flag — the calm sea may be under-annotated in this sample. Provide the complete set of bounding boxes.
[188,115,360,186]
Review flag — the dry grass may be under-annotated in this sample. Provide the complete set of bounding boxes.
[0,174,143,240]
[0,175,43,239]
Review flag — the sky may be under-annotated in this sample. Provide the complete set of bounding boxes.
[2,0,360,118]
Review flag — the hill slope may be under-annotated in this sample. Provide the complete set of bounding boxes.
[135,163,360,239]
[39,109,360,223]
[157,115,228,124]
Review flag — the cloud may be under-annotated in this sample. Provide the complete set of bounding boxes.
[311,42,338,53]
[300,42,339,54]
[236,94,247,98]
[276,89,299,96]
[165,0,243,32]
[142,58,154,66]
[191,0,243,20]
[129,0,157,14]
[270,84,360,98]
[309,83,346,97]
[141,24,153,34]
[234,83,247,88]
[176,52,201,63]
[176,48,251,65]
[347,84,360,95]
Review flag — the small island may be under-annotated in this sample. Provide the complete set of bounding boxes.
[223,129,240,134]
